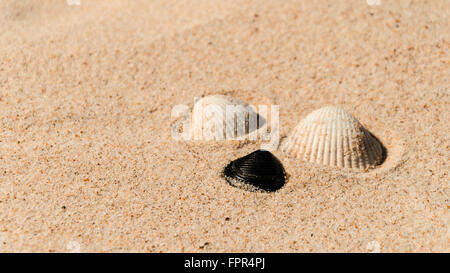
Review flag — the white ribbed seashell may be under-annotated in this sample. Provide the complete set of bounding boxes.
[191,95,264,140]
[280,106,383,170]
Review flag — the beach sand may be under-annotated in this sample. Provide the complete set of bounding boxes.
[0,0,448,252]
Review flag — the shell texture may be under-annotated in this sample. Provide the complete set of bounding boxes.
[280,106,383,170]
[191,95,264,140]
[223,150,286,192]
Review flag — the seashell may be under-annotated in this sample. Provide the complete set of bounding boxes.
[223,150,286,192]
[191,95,264,140]
[280,106,384,170]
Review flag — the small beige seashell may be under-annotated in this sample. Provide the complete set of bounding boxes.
[280,106,384,170]
[191,95,264,140]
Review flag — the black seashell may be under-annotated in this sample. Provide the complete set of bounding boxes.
[223,150,286,192]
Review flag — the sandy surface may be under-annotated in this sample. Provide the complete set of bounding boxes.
[0,0,448,252]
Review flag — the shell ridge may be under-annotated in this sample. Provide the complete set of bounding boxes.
[316,123,326,165]
[323,115,332,166]
[347,123,357,169]
[304,123,317,163]
[336,109,344,168]
[293,123,308,160]
[315,108,329,164]
[309,123,321,163]
[361,129,372,168]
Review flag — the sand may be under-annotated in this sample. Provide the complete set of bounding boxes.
[0,0,448,252]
